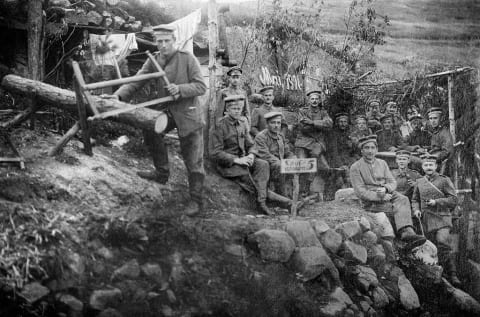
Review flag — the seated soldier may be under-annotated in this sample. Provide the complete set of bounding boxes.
[428,107,453,164]
[384,101,406,135]
[349,115,372,148]
[405,114,431,171]
[376,113,406,152]
[251,86,281,137]
[211,95,273,215]
[254,111,295,197]
[391,150,421,200]
[350,135,426,259]
[366,100,382,132]
[411,153,460,286]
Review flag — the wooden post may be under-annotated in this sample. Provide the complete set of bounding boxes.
[207,0,219,156]
[447,75,458,187]
[74,82,92,156]
[291,174,299,217]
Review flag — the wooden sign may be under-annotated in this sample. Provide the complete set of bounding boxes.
[281,158,317,174]
[259,67,302,91]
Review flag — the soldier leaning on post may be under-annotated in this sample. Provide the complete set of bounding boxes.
[211,95,273,216]
[215,66,251,127]
[411,153,460,287]
[391,150,421,200]
[254,111,295,197]
[103,25,207,216]
[349,135,426,260]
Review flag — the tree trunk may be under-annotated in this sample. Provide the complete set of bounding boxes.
[1,74,161,131]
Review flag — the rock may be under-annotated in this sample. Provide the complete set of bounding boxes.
[89,288,122,310]
[166,289,176,303]
[92,262,106,275]
[343,241,368,264]
[467,259,480,301]
[334,188,358,202]
[359,217,371,232]
[285,220,320,247]
[359,300,372,312]
[97,247,114,260]
[344,308,355,317]
[66,252,85,275]
[56,293,83,312]
[319,229,343,254]
[19,282,50,304]
[361,230,378,246]
[250,229,295,262]
[332,257,346,274]
[319,287,353,316]
[224,244,247,257]
[112,259,140,280]
[290,246,340,283]
[311,219,330,236]
[162,305,174,317]
[368,244,386,268]
[335,221,362,239]
[141,263,162,283]
[354,265,379,293]
[370,286,389,309]
[443,278,480,315]
[398,275,420,310]
[98,308,123,317]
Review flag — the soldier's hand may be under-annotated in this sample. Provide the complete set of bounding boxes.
[376,187,386,198]
[166,84,180,96]
[407,179,416,186]
[245,154,254,166]
[301,119,313,125]
[413,209,422,218]
[426,199,436,206]
[383,193,393,201]
[234,157,249,166]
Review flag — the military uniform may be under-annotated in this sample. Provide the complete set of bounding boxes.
[330,127,355,167]
[250,104,282,136]
[215,86,251,126]
[211,115,269,204]
[376,129,405,152]
[392,168,421,199]
[430,126,453,162]
[114,48,207,203]
[349,127,372,150]
[367,115,382,132]
[406,128,431,149]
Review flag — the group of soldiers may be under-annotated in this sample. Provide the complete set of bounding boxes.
[105,25,461,287]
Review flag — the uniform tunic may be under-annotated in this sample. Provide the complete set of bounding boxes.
[250,104,282,136]
[376,129,406,152]
[406,128,431,149]
[329,128,355,167]
[411,172,457,233]
[392,168,421,199]
[215,86,251,126]
[294,106,333,155]
[429,126,453,162]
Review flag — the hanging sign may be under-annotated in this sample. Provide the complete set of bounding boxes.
[259,67,303,91]
[280,158,317,174]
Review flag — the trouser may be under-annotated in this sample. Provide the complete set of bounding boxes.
[367,191,415,235]
[269,161,287,196]
[295,147,329,196]
[427,227,456,275]
[143,118,205,203]
[233,158,269,203]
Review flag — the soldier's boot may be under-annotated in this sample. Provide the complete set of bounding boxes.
[440,248,461,288]
[399,226,426,250]
[258,201,274,216]
[137,170,169,184]
[185,172,205,217]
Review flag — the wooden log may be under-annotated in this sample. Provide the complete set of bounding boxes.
[1,74,163,132]
[48,121,80,156]
[207,0,218,156]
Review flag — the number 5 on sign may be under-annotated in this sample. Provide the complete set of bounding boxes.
[280,159,317,217]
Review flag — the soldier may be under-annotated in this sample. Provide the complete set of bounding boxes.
[405,114,431,171]
[294,90,333,199]
[349,115,372,149]
[329,112,355,188]
[215,66,250,126]
[391,150,421,200]
[250,86,280,136]
[249,93,264,110]
[211,95,273,215]
[428,107,453,164]
[384,101,406,134]
[411,153,460,286]
[350,135,426,257]
[254,111,295,196]
[108,25,207,216]
[366,100,382,132]
[376,114,406,152]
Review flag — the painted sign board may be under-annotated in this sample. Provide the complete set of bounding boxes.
[280,158,317,174]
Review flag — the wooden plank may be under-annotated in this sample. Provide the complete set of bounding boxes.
[74,82,92,156]
[83,72,166,91]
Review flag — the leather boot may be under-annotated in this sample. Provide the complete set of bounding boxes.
[400,226,426,250]
[258,201,274,216]
[137,170,169,184]
[445,253,462,287]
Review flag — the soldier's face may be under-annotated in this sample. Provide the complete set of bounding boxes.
[337,118,349,130]
[429,113,441,128]
[411,118,422,130]
[263,91,274,104]
[396,156,409,169]
[387,103,398,114]
[361,142,377,160]
[267,117,282,133]
[382,118,393,130]
[367,103,380,115]
[226,102,243,119]
[356,119,367,131]
[309,94,320,107]
[155,34,175,56]
[406,107,419,120]
[229,73,241,87]
[422,161,437,175]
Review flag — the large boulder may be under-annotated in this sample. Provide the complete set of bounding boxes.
[319,287,353,317]
[112,259,140,281]
[285,220,320,247]
[250,229,296,262]
[319,229,343,254]
[342,241,368,264]
[398,275,420,310]
[335,221,362,239]
[310,219,330,236]
[290,246,340,283]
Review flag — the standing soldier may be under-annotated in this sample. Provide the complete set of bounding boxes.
[428,107,454,164]
[294,90,333,199]
[250,86,281,137]
[254,111,295,196]
[411,153,460,286]
[215,66,250,126]
[211,95,273,215]
[376,114,406,152]
[109,25,207,216]
[329,112,355,188]
[391,150,421,200]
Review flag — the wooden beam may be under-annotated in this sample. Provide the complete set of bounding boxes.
[207,0,219,155]
[83,72,166,90]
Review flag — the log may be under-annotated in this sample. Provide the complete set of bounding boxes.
[1,74,162,132]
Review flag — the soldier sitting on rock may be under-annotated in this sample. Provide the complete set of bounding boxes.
[254,111,295,198]
[211,95,273,215]
[411,153,460,287]
[350,135,426,260]
[391,150,421,201]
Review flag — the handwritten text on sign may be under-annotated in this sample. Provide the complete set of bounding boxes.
[259,67,303,91]
[281,158,317,174]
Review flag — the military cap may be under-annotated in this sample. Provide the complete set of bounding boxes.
[379,113,393,123]
[259,86,274,94]
[249,93,264,105]
[306,90,322,97]
[264,111,284,121]
[358,134,377,148]
[224,94,245,104]
[152,24,176,36]
[385,101,397,107]
[367,99,381,107]
[354,114,367,122]
[395,150,411,158]
[409,114,423,122]
[420,153,437,162]
[226,66,242,76]
[427,107,443,116]
[335,112,349,121]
